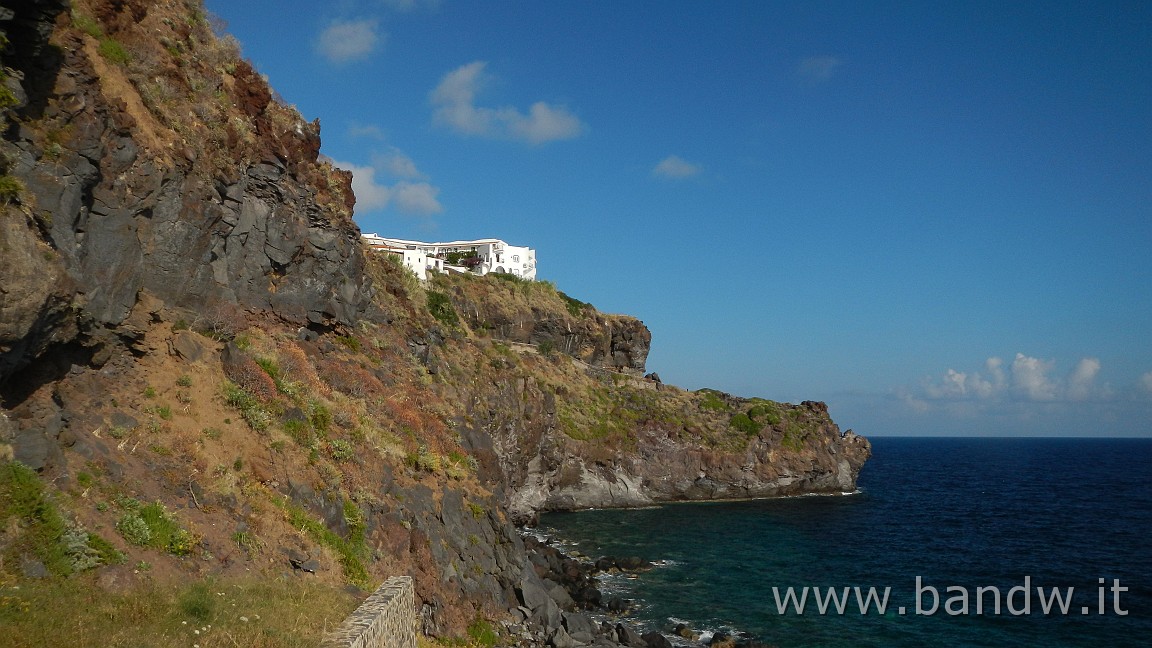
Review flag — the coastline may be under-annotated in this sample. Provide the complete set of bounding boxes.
[512,527,769,648]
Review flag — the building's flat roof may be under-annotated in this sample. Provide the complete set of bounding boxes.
[361,234,530,249]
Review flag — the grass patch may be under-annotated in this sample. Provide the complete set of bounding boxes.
[0,461,121,577]
[467,617,499,648]
[98,38,131,65]
[115,499,196,556]
[0,574,360,648]
[274,497,369,588]
[697,389,728,411]
[221,380,274,432]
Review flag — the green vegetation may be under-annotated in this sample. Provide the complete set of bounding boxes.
[729,412,760,436]
[697,389,727,411]
[275,496,369,588]
[0,575,360,647]
[178,581,216,622]
[98,38,131,65]
[427,290,459,326]
[0,175,24,204]
[0,461,122,577]
[558,291,592,316]
[232,530,262,556]
[114,499,196,556]
[71,10,104,38]
[329,438,354,462]
[221,380,273,432]
[71,11,131,66]
[466,617,499,648]
[747,399,785,426]
[335,335,362,352]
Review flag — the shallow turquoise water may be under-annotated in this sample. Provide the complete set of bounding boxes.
[539,437,1152,647]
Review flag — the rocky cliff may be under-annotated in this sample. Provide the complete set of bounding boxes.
[0,1,869,644]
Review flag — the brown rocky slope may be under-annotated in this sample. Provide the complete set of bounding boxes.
[0,0,869,643]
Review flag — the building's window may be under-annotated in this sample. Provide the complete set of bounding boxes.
[512,255,519,262]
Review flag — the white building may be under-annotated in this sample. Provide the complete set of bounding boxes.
[361,234,536,281]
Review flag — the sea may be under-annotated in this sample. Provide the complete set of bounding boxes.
[537,437,1152,648]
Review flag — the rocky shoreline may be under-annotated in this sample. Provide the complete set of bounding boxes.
[505,533,774,648]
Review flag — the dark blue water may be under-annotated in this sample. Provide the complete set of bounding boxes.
[539,438,1152,647]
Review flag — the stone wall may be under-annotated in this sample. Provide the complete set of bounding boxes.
[320,576,416,648]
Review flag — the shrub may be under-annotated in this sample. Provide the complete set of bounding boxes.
[221,381,273,432]
[329,439,354,462]
[335,335,362,352]
[116,513,152,546]
[426,291,459,326]
[0,175,24,204]
[698,389,727,411]
[309,401,332,433]
[282,419,314,446]
[467,618,499,648]
[558,291,592,316]
[730,412,760,436]
[139,502,194,555]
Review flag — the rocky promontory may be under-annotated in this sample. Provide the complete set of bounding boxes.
[0,1,869,645]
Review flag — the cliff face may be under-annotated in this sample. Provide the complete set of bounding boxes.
[1,0,370,383]
[0,0,869,640]
[429,275,870,524]
[437,272,651,374]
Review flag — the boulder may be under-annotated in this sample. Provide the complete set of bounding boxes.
[615,623,647,648]
[674,624,700,640]
[641,632,672,648]
[710,632,737,648]
[170,331,206,362]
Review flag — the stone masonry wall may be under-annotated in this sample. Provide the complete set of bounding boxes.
[320,576,416,648]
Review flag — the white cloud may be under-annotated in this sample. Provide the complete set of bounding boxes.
[652,155,702,179]
[376,149,421,179]
[509,101,586,145]
[379,0,441,11]
[334,161,392,212]
[915,353,1110,406]
[1066,358,1101,401]
[316,19,381,64]
[1011,353,1058,401]
[798,56,841,82]
[332,156,443,216]
[1141,372,1152,395]
[391,182,443,215]
[430,61,586,144]
[348,123,388,140]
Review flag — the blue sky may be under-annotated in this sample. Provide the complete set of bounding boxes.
[203,0,1152,437]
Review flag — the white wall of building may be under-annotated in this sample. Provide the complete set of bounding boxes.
[361,233,536,281]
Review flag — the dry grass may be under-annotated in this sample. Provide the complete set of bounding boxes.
[0,573,360,648]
